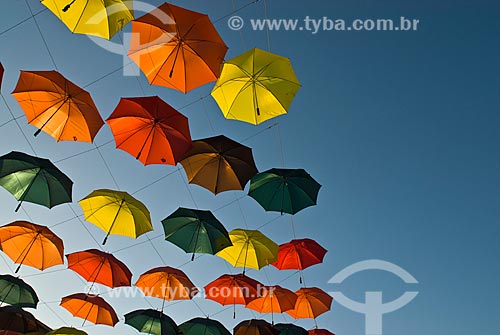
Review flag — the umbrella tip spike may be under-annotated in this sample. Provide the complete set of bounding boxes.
[102,237,108,245]
[191,253,195,261]
[14,265,20,274]
[15,202,21,212]
[256,107,260,116]
[169,69,174,78]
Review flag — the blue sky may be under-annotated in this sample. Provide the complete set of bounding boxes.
[0,1,499,334]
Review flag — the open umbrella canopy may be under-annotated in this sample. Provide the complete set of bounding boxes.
[285,288,333,320]
[274,324,308,335]
[11,70,104,142]
[162,207,232,260]
[106,96,192,166]
[234,319,280,335]
[60,293,118,327]
[308,329,335,335]
[78,189,153,245]
[272,238,327,271]
[0,274,39,308]
[211,48,301,125]
[245,285,297,314]
[135,266,198,301]
[216,229,278,273]
[0,221,64,274]
[0,151,73,212]
[204,274,262,306]
[66,249,132,288]
[248,168,321,215]
[179,317,230,335]
[179,135,259,194]
[0,306,52,333]
[125,309,180,335]
[128,3,228,93]
[40,0,133,40]
[46,327,88,335]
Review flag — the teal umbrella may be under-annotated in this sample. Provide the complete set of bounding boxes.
[125,309,180,335]
[0,274,39,308]
[179,317,230,335]
[248,168,321,215]
[274,324,308,335]
[161,208,232,260]
[0,151,73,212]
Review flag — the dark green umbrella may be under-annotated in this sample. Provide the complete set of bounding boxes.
[248,168,321,215]
[161,208,232,260]
[274,324,308,335]
[179,317,230,335]
[0,151,73,212]
[125,309,180,335]
[0,274,39,308]
[0,306,52,333]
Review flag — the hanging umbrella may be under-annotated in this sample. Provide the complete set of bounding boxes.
[272,239,327,271]
[125,309,180,335]
[0,306,52,333]
[0,221,64,273]
[234,319,280,335]
[0,151,73,212]
[216,229,278,274]
[212,48,301,125]
[179,317,230,335]
[106,96,192,165]
[78,189,153,245]
[204,274,262,318]
[274,324,308,335]
[40,0,133,40]
[46,327,88,335]
[161,207,232,261]
[285,288,332,319]
[135,267,198,304]
[245,286,297,324]
[0,275,39,308]
[67,249,132,288]
[129,3,227,93]
[11,70,104,142]
[248,168,321,215]
[179,135,258,194]
[308,329,335,335]
[60,293,118,326]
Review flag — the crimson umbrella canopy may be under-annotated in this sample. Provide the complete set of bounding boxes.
[308,329,336,335]
[106,96,192,166]
[0,306,52,333]
[234,319,280,335]
[272,239,327,270]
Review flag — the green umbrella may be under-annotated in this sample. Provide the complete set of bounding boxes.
[248,168,321,215]
[0,151,73,212]
[179,317,230,335]
[274,323,308,335]
[46,327,88,335]
[125,309,180,335]
[0,274,39,308]
[161,208,232,261]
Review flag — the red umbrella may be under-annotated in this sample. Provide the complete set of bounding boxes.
[308,329,336,335]
[106,96,192,166]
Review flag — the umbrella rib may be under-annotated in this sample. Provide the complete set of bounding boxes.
[14,168,42,212]
[102,199,125,245]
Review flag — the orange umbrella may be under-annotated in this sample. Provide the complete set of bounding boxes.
[106,96,192,165]
[0,221,64,273]
[11,70,104,142]
[285,288,332,319]
[67,249,132,289]
[60,293,118,326]
[129,3,228,93]
[245,285,297,319]
[135,266,198,306]
[308,329,335,335]
[205,274,262,318]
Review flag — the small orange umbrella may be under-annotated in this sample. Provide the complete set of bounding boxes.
[106,96,192,165]
[11,70,104,142]
[245,285,297,323]
[205,274,262,318]
[60,293,118,326]
[135,266,198,308]
[67,249,132,289]
[0,221,64,273]
[308,329,335,335]
[285,287,332,319]
[129,3,228,93]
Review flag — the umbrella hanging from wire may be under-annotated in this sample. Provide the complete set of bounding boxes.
[285,287,333,320]
[274,324,308,335]
[233,319,280,335]
[0,306,52,333]
[179,317,231,335]
[125,309,180,335]
[245,285,297,324]
[47,327,88,335]
[0,275,39,308]
[60,293,118,327]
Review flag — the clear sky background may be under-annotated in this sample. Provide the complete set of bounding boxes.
[0,0,499,334]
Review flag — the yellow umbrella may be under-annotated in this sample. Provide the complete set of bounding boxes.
[211,48,300,125]
[41,0,133,40]
[216,229,278,274]
[78,189,152,245]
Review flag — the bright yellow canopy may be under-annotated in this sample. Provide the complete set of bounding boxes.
[211,48,301,125]
[216,228,278,272]
[41,0,133,40]
[78,189,152,245]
